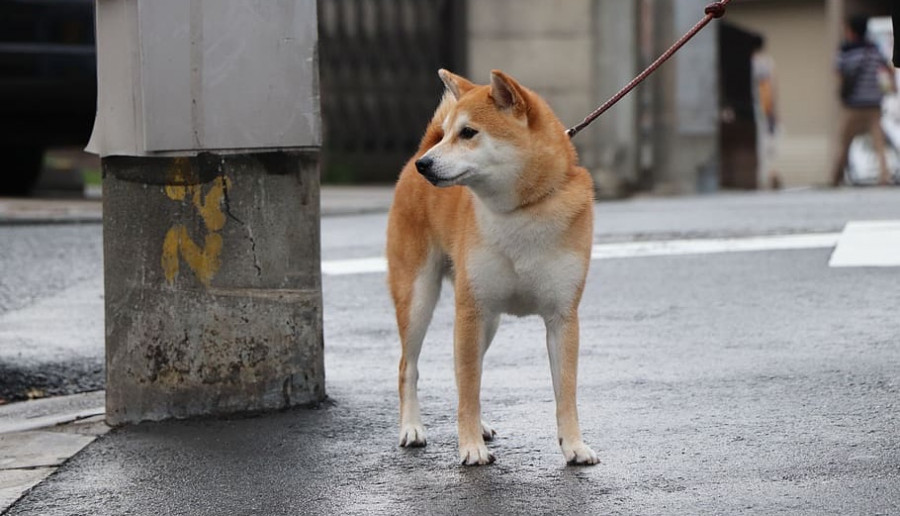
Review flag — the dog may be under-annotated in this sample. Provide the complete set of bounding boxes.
[386,69,598,466]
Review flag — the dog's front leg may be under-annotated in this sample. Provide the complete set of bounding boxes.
[454,301,495,466]
[545,313,599,465]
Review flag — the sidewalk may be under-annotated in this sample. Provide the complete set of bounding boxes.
[0,392,106,511]
[0,198,101,225]
[0,185,395,224]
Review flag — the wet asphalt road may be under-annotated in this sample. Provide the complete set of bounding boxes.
[9,245,900,515]
[5,189,900,514]
[4,188,899,402]
[0,223,102,315]
[0,223,104,402]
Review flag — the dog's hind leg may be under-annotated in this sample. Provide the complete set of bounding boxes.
[392,249,443,448]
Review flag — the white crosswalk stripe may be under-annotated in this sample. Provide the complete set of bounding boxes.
[829,221,900,267]
[322,232,844,276]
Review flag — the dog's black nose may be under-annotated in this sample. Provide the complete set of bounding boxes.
[415,156,433,175]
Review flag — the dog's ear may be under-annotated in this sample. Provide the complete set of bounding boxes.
[438,69,475,100]
[489,70,527,113]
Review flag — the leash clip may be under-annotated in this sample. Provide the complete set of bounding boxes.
[704,1,727,19]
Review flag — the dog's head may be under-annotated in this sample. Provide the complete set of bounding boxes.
[416,69,577,212]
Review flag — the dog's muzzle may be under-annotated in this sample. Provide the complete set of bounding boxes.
[415,156,440,185]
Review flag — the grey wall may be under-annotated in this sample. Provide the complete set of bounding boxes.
[465,0,719,195]
[650,0,720,194]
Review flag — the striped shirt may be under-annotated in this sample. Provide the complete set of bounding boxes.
[837,41,889,108]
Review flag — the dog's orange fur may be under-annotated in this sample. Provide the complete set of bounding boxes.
[387,69,597,466]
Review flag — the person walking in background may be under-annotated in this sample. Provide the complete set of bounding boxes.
[831,14,896,187]
[751,36,782,190]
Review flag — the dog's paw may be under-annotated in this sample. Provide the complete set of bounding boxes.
[459,443,496,466]
[399,424,427,448]
[481,420,498,442]
[561,440,599,466]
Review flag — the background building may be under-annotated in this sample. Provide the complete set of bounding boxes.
[3,0,896,196]
[726,0,892,188]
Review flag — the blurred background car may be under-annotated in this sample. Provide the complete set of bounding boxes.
[0,0,96,196]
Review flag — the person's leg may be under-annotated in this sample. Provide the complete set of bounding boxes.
[832,108,863,186]
[866,108,892,185]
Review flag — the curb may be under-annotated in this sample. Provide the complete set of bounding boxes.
[0,186,395,224]
[0,391,107,513]
[0,391,105,433]
[0,199,102,225]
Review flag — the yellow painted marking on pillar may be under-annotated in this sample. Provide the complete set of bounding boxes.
[161,226,223,286]
[165,184,188,202]
[161,158,232,286]
[161,227,182,283]
[196,176,231,231]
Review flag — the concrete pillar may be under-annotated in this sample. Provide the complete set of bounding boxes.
[89,0,324,425]
[102,153,324,424]
[592,1,640,187]
[649,0,720,194]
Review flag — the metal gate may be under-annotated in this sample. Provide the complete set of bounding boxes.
[318,0,466,183]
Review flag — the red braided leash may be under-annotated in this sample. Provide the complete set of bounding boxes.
[566,0,731,139]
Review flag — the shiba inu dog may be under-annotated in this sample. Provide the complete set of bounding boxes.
[386,69,598,466]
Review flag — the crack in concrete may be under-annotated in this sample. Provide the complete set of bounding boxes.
[215,170,261,278]
[246,225,263,278]
[219,172,244,226]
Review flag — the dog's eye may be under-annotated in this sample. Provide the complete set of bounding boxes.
[459,127,479,140]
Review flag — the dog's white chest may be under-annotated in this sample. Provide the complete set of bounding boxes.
[465,210,585,318]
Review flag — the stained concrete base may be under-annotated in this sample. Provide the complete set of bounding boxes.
[102,152,325,425]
